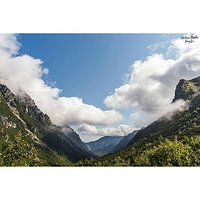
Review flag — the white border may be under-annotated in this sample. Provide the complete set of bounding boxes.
[0,0,200,33]
[0,167,199,200]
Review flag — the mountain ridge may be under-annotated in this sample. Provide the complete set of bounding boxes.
[1,76,200,166]
[86,135,123,156]
[112,131,137,152]
[0,84,93,165]
[130,76,200,146]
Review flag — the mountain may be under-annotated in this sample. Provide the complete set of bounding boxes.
[112,131,137,152]
[86,136,123,156]
[130,76,200,146]
[2,76,200,166]
[172,76,200,102]
[77,76,200,166]
[0,84,93,166]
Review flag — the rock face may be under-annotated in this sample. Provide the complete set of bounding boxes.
[173,76,200,102]
[0,84,93,163]
[17,92,51,126]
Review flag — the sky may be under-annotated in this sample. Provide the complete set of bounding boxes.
[18,34,170,109]
[0,33,200,142]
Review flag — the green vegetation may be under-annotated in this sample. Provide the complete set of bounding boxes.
[0,131,71,166]
[77,133,200,166]
[1,131,45,166]
[0,83,95,166]
[77,85,200,167]
[131,95,200,146]
[0,89,71,166]
[1,77,200,166]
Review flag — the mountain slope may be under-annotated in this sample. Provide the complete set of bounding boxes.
[77,76,200,166]
[129,76,200,146]
[112,131,137,152]
[86,136,123,156]
[0,84,92,165]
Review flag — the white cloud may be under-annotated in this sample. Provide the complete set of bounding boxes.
[77,123,136,137]
[0,34,123,126]
[162,99,190,120]
[104,35,200,125]
[130,99,189,127]
[104,54,175,111]
[77,124,98,135]
[1,34,199,140]
[0,34,20,55]
[168,35,200,57]
[147,41,170,54]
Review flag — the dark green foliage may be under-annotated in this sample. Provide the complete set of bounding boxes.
[1,131,45,166]
[134,137,193,166]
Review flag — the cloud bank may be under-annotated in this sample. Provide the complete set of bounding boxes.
[77,124,136,137]
[0,34,122,127]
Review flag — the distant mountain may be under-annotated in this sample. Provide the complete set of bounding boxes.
[112,131,137,152]
[86,136,123,156]
[0,84,92,166]
[78,76,200,166]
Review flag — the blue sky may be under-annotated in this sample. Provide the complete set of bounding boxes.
[6,33,192,141]
[2,33,200,141]
[18,34,181,127]
[18,34,179,110]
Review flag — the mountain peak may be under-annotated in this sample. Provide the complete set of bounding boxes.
[0,84,15,102]
[191,76,200,85]
[173,76,200,102]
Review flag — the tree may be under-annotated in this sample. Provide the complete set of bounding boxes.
[134,137,193,166]
[1,131,45,166]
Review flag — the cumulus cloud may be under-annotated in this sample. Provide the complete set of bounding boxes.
[0,34,123,126]
[77,123,136,137]
[104,34,200,125]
